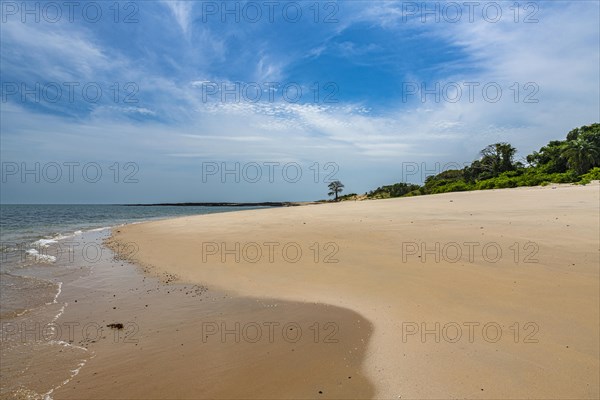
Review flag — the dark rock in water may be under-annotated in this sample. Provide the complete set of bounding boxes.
[107,323,124,330]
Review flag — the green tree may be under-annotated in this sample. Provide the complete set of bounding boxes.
[526,140,568,173]
[561,137,600,175]
[480,142,517,175]
[566,123,600,141]
[464,142,517,181]
[328,180,345,201]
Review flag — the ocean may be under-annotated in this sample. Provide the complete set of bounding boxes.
[0,204,265,318]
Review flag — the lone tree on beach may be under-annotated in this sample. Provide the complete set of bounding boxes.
[328,180,345,201]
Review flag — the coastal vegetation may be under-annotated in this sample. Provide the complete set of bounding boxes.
[346,123,600,201]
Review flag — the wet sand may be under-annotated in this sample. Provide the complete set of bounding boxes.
[44,233,373,399]
[104,183,600,399]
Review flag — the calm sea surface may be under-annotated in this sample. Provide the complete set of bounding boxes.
[0,204,266,317]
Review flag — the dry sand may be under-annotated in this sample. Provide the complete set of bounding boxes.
[103,183,599,399]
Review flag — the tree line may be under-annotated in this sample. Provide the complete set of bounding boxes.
[330,123,600,201]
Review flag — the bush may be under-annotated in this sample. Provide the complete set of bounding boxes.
[430,181,473,193]
[577,167,600,184]
[404,190,422,197]
[475,180,496,190]
[368,182,421,199]
[494,177,518,188]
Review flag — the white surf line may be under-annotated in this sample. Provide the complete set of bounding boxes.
[49,339,90,354]
[42,352,95,400]
[15,308,32,317]
[50,303,66,324]
[25,248,57,263]
[42,335,95,400]
[52,282,62,304]
[87,226,111,232]
[47,283,66,337]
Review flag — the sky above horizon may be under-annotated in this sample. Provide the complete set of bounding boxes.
[1,0,599,203]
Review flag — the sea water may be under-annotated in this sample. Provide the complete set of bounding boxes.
[0,204,264,319]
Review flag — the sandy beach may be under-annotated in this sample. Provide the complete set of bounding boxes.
[3,2,599,398]
[54,183,599,399]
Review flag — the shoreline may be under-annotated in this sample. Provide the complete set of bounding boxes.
[108,183,600,398]
[2,227,375,399]
[122,201,315,207]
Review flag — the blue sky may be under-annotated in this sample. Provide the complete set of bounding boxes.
[1,1,599,203]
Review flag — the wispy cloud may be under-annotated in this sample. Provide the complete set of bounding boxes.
[162,1,194,35]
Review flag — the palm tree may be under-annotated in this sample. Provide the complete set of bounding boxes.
[328,181,344,201]
[561,137,600,175]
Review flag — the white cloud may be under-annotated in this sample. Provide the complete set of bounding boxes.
[162,1,194,35]
[1,21,111,81]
